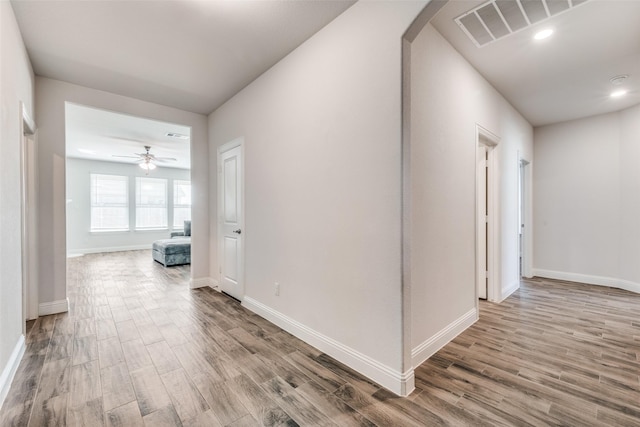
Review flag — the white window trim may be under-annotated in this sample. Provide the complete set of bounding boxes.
[90,173,130,232]
[135,177,168,230]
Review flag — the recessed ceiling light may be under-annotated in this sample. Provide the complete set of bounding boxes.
[166,132,189,140]
[610,89,628,98]
[534,29,553,40]
[77,148,97,155]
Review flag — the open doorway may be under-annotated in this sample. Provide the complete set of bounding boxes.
[64,103,193,276]
[476,126,499,301]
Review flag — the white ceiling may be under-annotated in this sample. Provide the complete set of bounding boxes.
[11,0,355,115]
[11,0,639,129]
[431,0,640,127]
[14,0,354,168]
[66,103,192,169]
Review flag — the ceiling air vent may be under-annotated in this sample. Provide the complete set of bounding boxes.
[455,0,590,47]
[166,132,189,140]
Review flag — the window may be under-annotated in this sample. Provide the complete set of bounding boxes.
[136,177,167,229]
[173,180,191,228]
[90,174,129,231]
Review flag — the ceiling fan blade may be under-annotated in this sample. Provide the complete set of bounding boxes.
[112,146,176,165]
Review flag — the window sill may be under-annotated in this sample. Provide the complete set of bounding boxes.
[90,229,130,234]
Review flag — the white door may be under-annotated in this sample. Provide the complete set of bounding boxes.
[218,141,244,300]
[477,145,488,300]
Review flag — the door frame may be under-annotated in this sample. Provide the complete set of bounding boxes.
[476,125,500,302]
[217,137,245,300]
[518,153,533,279]
[20,102,39,329]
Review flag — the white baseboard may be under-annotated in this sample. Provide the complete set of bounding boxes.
[67,244,151,256]
[39,298,69,316]
[411,307,477,368]
[67,253,85,258]
[533,269,640,294]
[0,335,25,410]
[243,297,415,396]
[500,281,520,302]
[190,277,219,290]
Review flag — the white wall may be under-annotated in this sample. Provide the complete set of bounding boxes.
[533,104,640,291]
[0,0,35,407]
[66,158,190,254]
[618,104,640,285]
[408,24,533,365]
[35,77,209,307]
[208,1,426,395]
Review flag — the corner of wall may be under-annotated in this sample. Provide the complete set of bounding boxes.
[243,297,414,396]
[411,307,477,368]
[498,280,520,303]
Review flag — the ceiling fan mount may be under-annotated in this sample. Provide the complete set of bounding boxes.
[140,145,153,162]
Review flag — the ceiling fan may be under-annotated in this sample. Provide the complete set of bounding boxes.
[113,145,176,174]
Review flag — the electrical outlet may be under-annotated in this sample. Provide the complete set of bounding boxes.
[275,282,280,296]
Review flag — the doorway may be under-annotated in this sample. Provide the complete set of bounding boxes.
[64,103,193,258]
[218,138,244,301]
[20,103,38,332]
[519,157,532,278]
[476,126,499,301]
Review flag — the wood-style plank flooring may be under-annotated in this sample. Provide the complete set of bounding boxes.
[1,250,639,426]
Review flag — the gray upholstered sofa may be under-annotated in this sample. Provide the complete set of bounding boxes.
[152,220,191,267]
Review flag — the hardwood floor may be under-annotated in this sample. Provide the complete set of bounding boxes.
[1,250,639,426]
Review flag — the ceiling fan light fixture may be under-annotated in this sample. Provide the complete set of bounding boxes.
[139,161,156,171]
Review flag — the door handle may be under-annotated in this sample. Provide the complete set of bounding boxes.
[233,229,242,234]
